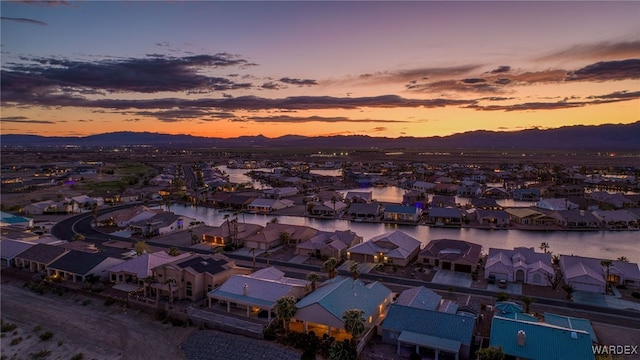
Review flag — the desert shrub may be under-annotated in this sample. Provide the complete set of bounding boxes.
[29,349,51,359]
[10,337,23,345]
[1,321,17,333]
[40,331,54,341]
[82,299,91,306]
[104,297,116,306]
[70,354,84,360]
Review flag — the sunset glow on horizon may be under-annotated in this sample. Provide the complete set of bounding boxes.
[1,1,639,139]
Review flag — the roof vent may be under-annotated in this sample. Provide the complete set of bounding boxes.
[517,330,526,346]
[571,331,577,339]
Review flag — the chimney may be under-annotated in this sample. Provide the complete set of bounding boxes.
[243,283,248,296]
[517,330,526,346]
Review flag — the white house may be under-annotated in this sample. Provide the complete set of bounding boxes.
[484,247,554,286]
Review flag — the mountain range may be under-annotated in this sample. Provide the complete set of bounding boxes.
[2,122,639,151]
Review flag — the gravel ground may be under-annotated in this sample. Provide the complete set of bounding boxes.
[181,330,301,360]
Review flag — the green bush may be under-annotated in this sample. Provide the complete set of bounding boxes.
[70,354,84,360]
[1,321,17,333]
[29,349,51,359]
[104,297,116,306]
[10,337,23,346]
[39,331,54,341]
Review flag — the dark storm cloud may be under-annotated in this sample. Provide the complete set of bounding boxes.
[537,40,640,62]
[490,66,511,74]
[0,16,47,26]
[1,53,256,95]
[246,115,410,123]
[261,82,282,90]
[358,64,481,84]
[462,78,486,84]
[588,90,640,100]
[566,59,640,81]
[279,77,318,86]
[1,116,55,124]
[494,78,512,85]
[125,109,238,122]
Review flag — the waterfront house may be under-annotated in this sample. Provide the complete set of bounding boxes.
[293,276,392,339]
[244,223,318,250]
[427,207,463,227]
[469,198,502,210]
[129,212,196,237]
[412,181,435,192]
[208,266,307,321]
[246,198,294,213]
[550,210,600,229]
[381,304,475,360]
[202,221,263,246]
[472,208,510,227]
[296,230,362,259]
[419,239,482,273]
[346,202,382,220]
[505,207,557,226]
[537,198,578,211]
[561,255,640,292]
[513,188,541,201]
[592,209,639,230]
[14,243,67,273]
[430,195,456,208]
[347,231,421,266]
[345,191,373,203]
[484,247,553,285]
[47,250,124,283]
[151,253,250,302]
[262,187,298,199]
[489,315,595,360]
[383,205,422,223]
[102,205,159,228]
[483,187,510,199]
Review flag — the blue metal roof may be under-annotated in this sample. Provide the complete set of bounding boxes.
[382,304,474,345]
[544,313,597,343]
[490,316,595,360]
[384,205,417,214]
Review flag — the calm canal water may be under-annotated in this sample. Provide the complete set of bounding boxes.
[170,204,640,262]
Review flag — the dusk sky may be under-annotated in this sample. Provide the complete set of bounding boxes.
[1,1,639,139]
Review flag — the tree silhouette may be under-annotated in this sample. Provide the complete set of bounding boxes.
[342,309,366,341]
[306,272,319,291]
[275,296,297,332]
[323,257,338,279]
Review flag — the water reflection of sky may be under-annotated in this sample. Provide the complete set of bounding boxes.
[169,204,640,263]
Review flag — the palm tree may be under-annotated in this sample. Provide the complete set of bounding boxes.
[269,217,279,224]
[279,231,291,248]
[617,256,629,262]
[331,195,338,217]
[477,346,505,360]
[539,242,550,254]
[134,241,149,255]
[562,284,575,300]
[600,259,613,294]
[165,277,176,303]
[349,262,359,280]
[250,248,256,270]
[342,309,366,341]
[223,214,232,245]
[306,272,319,291]
[275,296,297,332]
[329,340,353,360]
[521,296,533,313]
[265,251,272,266]
[323,257,338,279]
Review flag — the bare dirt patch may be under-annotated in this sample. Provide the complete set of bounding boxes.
[1,278,193,360]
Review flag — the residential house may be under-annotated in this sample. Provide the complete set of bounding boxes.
[513,188,541,201]
[412,181,435,193]
[395,286,459,313]
[23,199,78,215]
[427,207,463,227]
[151,254,250,302]
[469,198,501,210]
[47,250,124,283]
[293,276,392,339]
[244,223,318,251]
[347,231,421,266]
[489,315,595,360]
[561,255,640,292]
[308,200,347,217]
[263,187,298,199]
[208,266,308,321]
[551,210,600,229]
[430,195,456,208]
[0,239,35,268]
[592,210,639,230]
[14,243,68,273]
[537,198,578,211]
[484,247,553,285]
[345,202,382,220]
[381,304,475,360]
[383,205,422,223]
[419,239,482,273]
[588,191,634,209]
[296,230,362,259]
[102,205,159,228]
[544,313,598,343]
[472,209,510,227]
[246,198,294,213]
[345,191,373,203]
[505,208,557,226]
[202,221,263,246]
[483,187,510,199]
[107,250,191,286]
[130,212,196,236]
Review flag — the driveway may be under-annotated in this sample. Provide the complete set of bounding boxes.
[431,270,472,288]
[573,291,640,311]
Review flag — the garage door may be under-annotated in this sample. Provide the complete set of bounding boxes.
[455,264,472,273]
[573,282,604,293]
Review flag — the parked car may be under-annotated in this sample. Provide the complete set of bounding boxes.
[498,279,507,289]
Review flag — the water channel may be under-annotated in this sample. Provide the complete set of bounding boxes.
[203,166,640,261]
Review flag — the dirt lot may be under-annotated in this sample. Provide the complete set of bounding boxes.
[1,278,193,360]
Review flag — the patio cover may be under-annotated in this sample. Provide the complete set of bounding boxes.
[397,330,461,358]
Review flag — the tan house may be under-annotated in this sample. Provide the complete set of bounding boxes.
[347,231,421,267]
[244,223,318,251]
[202,220,263,246]
[148,254,250,302]
[419,239,482,273]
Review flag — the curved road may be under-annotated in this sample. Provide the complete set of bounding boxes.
[53,205,640,327]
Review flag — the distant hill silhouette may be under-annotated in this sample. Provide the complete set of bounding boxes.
[2,122,639,151]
